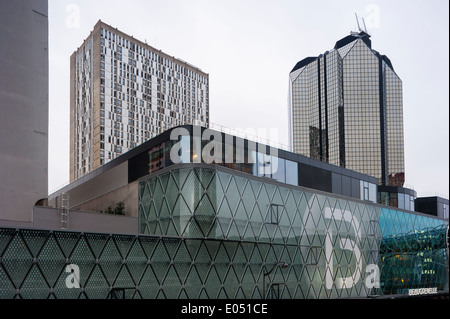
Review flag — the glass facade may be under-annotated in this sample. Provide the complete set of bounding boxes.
[378,189,416,211]
[342,39,382,183]
[136,165,447,299]
[384,65,405,187]
[0,165,447,299]
[289,33,405,187]
[147,127,375,204]
[149,130,301,192]
[379,222,447,294]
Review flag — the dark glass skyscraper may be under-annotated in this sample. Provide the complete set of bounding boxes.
[289,31,404,187]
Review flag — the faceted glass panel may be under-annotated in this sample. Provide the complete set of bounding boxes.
[0,168,447,299]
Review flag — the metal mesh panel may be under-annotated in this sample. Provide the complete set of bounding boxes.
[0,170,448,299]
[135,166,448,299]
[0,223,444,299]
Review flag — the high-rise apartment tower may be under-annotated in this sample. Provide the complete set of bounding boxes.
[70,20,209,181]
[288,31,404,187]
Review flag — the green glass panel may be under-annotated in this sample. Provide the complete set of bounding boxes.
[2,233,33,288]
[184,266,202,298]
[21,229,47,258]
[223,266,239,298]
[241,180,256,216]
[178,289,189,299]
[162,266,181,299]
[55,231,81,258]
[194,167,215,190]
[85,265,109,299]
[20,264,49,299]
[177,168,193,189]
[216,172,232,197]
[139,266,159,299]
[198,288,209,299]
[53,265,81,299]
[243,222,257,242]
[240,265,256,296]
[0,228,15,256]
[98,238,122,284]
[84,233,109,259]
[204,266,221,298]
[224,178,240,214]
[194,195,216,237]
[166,220,179,237]
[217,197,233,222]
[37,234,66,287]
[173,242,192,283]
[0,266,16,298]
[150,243,170,284]
[153,176,165,216]
[114,235,135,259]
[126,243,147,285]
[180,170,198,213]
[217,287,228,298]
[166,173,180,212]
[235,287,246,298]
[234,201,248,224]
[159,171,170,190]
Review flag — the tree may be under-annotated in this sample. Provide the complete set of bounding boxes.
[101,201,126,216]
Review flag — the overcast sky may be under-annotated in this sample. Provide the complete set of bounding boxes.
[48,0,449,198]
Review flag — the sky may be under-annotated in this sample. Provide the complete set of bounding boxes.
[48,0,449,198]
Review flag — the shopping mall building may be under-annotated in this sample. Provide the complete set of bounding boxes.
[1,125,447,299]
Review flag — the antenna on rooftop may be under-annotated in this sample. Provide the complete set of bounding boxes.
[354,13,371,36]
[362,17,368,33]
[355,13,362,32]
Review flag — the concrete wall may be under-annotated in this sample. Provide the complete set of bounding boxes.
[0,206,138,234]
[0,0,49,223]
[50,161,139,217]
[71,181,139,217]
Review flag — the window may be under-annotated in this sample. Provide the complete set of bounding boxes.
[285,160,298,186]
[361,181,369,201]
[256,152,267,178]
[398,193,405,209]
[267,204,282,225]
[360,181,376,203]
[379,192,389,206]
[390,192,398,208]
[443,204,449,219]
[179,135,190,164]
[272,158,286,183]
[410,196,415,212]
[369,183,377,203]
[404,194,410,211]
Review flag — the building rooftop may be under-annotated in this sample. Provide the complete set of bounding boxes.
[290,31,396,74]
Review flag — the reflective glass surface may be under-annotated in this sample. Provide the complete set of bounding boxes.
[289,38,405,187]
[0,167,446,299]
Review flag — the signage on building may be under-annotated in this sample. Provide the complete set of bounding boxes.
[407,287,437,296]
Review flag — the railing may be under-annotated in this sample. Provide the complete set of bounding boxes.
[208,122,292,152]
